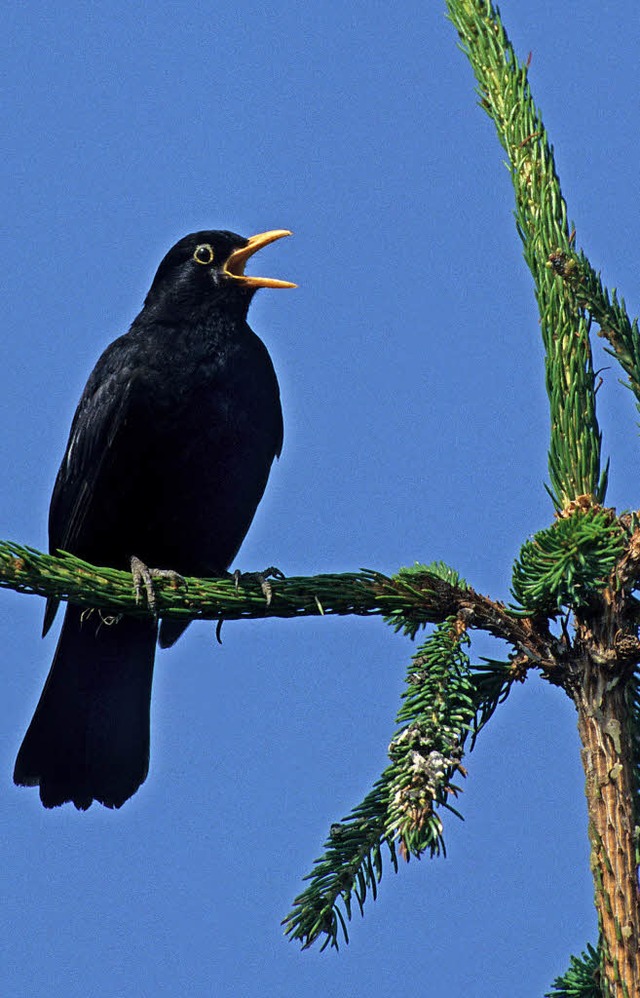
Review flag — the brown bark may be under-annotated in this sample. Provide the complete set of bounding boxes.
[573,652,640,997]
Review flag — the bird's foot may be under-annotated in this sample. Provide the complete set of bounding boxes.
[130,556,186,616]
[232,566,285,606]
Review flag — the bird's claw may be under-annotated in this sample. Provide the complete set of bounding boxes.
[130,556,186,616]
[232,566,285,606]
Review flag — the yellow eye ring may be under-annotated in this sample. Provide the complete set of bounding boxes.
[193,244,214,265]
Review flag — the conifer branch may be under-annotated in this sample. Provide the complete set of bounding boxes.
[0,540,560,670]
[511,506,629,615]
[446,0,606,508]
[444,3,640,994]
[545,942,601,998]
[283,621,515,950]
[548,249,640,411]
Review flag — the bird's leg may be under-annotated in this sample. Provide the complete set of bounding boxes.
[130,556,186,616]
[232,566,285,606]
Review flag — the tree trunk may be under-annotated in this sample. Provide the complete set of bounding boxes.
[574,652,640,996]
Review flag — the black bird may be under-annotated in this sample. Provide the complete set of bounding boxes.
[14,228,294,810]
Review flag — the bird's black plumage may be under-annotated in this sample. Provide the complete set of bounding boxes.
[14,228,292,809]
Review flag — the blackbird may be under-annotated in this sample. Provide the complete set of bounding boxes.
[14,228,294,810]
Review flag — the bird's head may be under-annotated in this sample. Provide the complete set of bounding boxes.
[144,229,295,317]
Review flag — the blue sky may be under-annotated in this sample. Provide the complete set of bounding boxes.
[2,2,639,995]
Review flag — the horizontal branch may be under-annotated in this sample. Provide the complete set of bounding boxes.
[0,541,559,669]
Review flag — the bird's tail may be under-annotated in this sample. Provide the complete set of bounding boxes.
[14,604,157,810]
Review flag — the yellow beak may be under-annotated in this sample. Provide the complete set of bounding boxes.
[224,229,296,289]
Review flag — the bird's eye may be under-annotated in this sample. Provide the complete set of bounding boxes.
[193,244,215,265]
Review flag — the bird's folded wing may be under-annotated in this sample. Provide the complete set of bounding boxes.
[44,337,141,634]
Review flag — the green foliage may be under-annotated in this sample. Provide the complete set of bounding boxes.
[396,561,468,589]
[386,619,474,853]
[281,780,397,951]
[283,618,515,950]
[512,509,627,614]
[545,943,602,998]
[441,9,640,991]
[549,250,640,414]
[281,778,397,951]
[446,0,605,508]
[0,542,455,630]
[383,561,469,639]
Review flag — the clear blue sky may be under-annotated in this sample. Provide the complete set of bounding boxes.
[2,2,639,995]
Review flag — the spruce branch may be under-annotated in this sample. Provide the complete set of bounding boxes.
[512,507,628,615]
[0,540,381,626]
[281,778,396,952]
[444,4,640,994]
[0,541,561,671]
[548,249,640,411]
[446,0,606,508]
[283,621,515,951]
[545,942,602,998]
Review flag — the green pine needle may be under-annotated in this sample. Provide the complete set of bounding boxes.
[545,943,602,998]
[512,508,627,614]
[446,0,606,507]
[283,620,515,950]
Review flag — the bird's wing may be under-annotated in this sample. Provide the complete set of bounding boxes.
[50,343,139,553]
[44,336,139,633]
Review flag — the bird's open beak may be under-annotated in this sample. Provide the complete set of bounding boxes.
[224,230,296,289]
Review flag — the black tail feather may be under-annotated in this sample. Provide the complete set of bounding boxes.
[14,604,157,809]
